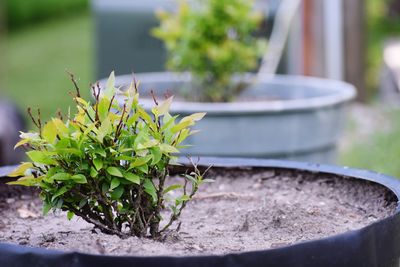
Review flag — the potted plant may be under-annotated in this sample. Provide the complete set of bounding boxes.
[104,0,356,163]
[90,0,270,79]
[0,74,399,267]
[5,72,207,239]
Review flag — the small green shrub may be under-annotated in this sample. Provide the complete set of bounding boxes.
[152,0,267,102]
[8,72,209,238]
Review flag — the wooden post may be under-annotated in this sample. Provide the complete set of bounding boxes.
[303,0,314,76]
[302,0,325,77]
[343,0,366,102]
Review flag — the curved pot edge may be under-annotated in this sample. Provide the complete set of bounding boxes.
[99,72,357,115]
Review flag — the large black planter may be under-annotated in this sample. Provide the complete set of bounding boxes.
[0,158,400,267]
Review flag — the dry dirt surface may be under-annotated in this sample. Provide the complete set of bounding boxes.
[0,168,396,256]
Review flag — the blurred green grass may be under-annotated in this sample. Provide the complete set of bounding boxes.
[4,13,92,125]
[6,0,89,31]
[340,110,400,178]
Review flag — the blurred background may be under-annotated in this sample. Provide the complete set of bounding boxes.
[1,0,400,176]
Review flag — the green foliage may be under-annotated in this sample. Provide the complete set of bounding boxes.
[5,0,89,30]
[8,72,208,238]
[152,0,267,102]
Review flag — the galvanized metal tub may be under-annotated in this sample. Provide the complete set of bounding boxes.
[108,72,356,163]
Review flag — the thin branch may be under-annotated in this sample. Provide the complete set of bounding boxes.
[56,108,64,121]
[96,82,101,99]
[66,205,125,237]
[67,71,81,97]
[108,95,116,112]
[91,84,100,122]
[150,90,158,105]
[115,104,127,141]
[27,107,40,129]
[37,108,42,132]
[132,73,139,93]
[73,97,95,123]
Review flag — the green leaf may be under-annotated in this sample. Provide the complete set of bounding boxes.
[126,110,140,126]
[180,195,190,201]
[137,139,159,150]
[175,195,190,205]
[181,112,206,122]
[43,201,52,215]
[106,167,123,177]
[184,174,197,184]
[104,71,116,99]
[163,184,182,194]
[137,106,157,130]
[8,162,33,177]
[67,211,74,220]
[51,173,71,181]
[144,179,158,203]
[52,118,69,136]
[129,155,151,168]
[55,148,82,156]
[7,175,40,186]
[94,148,107,157]
[72,174,87,184]
[170,120,193,134]
[26,151,56,165]
[83,122,98,137]
[110,185,124,200]
[137,164,149,174]
[75,97,88,106]
[14,138,29,149]
[161,113,178,130]
[157,96,173,115]
[98,98,110,122]
[97,116,112,143]
[124,172,140,184]
[42,121,57,143]
[176,128,191,145]
[101,183,109,194]
[51,186,69,201]
[159,144,179,153]
[54,138,70,149]
[90,167,98,178]
[150,147,162,165]
[110,177,120,190]
[43,167,58,182]
[93,158,103,171]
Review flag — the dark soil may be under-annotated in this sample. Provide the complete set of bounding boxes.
[0,168,396,256]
